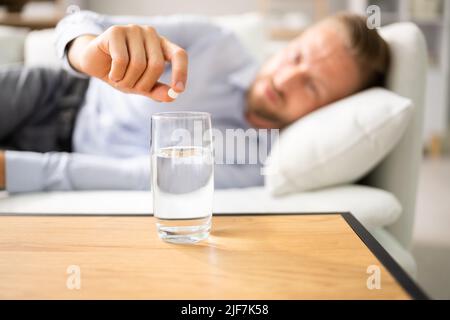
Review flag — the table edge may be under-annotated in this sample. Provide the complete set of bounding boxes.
[0,211,429,299]
[339,212,429,300]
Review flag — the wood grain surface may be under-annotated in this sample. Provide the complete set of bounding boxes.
[0,214,410,299]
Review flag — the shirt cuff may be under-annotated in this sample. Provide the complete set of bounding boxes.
[5,151,46,193]
[55,16,103,76]
[55,19,103,59]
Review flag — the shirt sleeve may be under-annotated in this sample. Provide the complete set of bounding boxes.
[214,163,264,189]
[55,10,223,75]
[5,150,150,193]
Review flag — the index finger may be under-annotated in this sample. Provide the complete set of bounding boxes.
[160,37,188,93]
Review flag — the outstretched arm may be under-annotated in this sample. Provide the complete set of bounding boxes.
[66,26,187,102]
[2,149,265,192]
[214,163,264,189]
[56,10,222,102]
[3,150,150,193]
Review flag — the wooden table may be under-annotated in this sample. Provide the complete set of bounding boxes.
[0,213,426,299]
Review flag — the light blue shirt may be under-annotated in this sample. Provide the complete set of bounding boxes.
[6,11,268,193]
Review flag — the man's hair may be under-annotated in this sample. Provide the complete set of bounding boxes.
[329,13,391,90]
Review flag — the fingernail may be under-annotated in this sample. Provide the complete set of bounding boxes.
[175,81,185,92]
[168,88,179,99]
[109,75,118,83]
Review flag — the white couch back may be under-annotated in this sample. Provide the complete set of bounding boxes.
[363,23,427,249]
[0,26,28,65]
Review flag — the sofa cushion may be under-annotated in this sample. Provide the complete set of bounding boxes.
[0,185,401,230]
[24,28,61,68]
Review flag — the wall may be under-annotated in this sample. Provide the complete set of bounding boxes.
[85,0,263,16]
[83,0,348,17]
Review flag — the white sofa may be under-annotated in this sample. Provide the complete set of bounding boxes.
[0,18,427,277]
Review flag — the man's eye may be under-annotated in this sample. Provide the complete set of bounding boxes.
[288,52,301,64]
[307,80,318,96]
[306,80,314,90]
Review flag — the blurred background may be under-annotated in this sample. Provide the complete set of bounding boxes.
[0,0,449,299]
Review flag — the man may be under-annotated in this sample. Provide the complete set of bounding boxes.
[0,11,390,193]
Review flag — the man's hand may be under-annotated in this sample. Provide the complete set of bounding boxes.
[0,151,5,190]
[68,25,188,102]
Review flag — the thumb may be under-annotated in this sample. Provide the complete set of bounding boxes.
[80,37,113,80]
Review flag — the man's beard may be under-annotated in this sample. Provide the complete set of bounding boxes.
[245,105,288,129]
[246,85,288,129]
[253,107,281,122]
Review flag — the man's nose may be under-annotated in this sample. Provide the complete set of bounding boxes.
[273,65,305,92]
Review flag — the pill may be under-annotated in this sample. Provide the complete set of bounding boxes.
[168,88,179,99]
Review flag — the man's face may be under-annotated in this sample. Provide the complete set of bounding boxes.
[246,20,362,129]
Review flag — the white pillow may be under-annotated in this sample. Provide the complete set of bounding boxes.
[264,88,413,195]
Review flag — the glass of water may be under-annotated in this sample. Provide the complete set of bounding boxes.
[151,112,214,244]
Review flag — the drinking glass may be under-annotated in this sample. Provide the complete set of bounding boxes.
[151,112,214,244]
